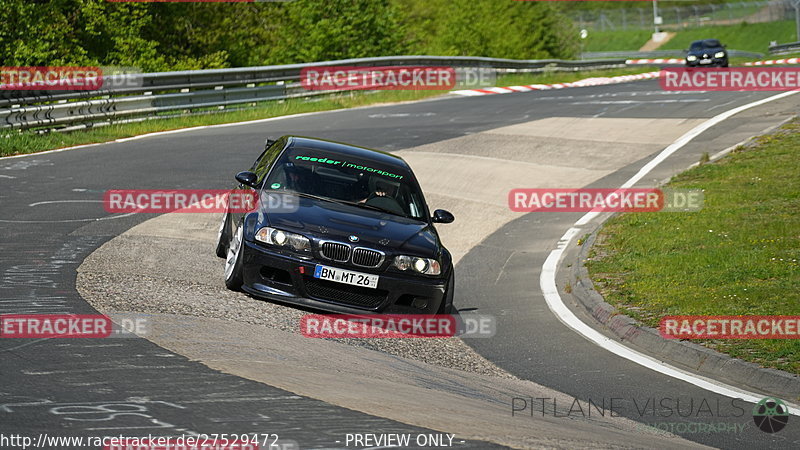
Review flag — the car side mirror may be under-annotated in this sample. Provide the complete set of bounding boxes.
[265,138,277,150]
[432,209,454,224]
[235,171,260,188]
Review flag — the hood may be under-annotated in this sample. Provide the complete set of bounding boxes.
[263,195,440,256]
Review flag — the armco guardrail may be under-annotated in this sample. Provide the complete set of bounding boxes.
[1,55,627,131]
[583,49,764,59]
[769,41,800,55]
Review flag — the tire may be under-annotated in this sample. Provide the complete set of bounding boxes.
[224,222,244,291]
[437,271,455,314]
[215,213,231,258]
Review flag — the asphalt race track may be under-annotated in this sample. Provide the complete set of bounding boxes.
[2,79,799,449]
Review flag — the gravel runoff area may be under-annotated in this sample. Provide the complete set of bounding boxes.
[76,210,513,379]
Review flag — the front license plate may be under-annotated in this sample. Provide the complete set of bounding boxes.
[314,264,379,289]
[700,59,712,64]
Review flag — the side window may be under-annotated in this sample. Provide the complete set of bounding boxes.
[249,149,268,171]
[253,137,287,181]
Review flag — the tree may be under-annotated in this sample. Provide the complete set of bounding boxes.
[397,0,578,59]
[269,0,407,64]
[1,0,578,71]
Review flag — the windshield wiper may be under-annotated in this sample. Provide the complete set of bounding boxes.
[336,199,408,218]
[290,192,409,218]
[291,192,338,203]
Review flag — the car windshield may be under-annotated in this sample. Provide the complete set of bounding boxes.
[264,146,427,220]
[690,40,721,51]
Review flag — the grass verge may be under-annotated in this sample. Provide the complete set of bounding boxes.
[661,20,797,54]
[583,29,655,53]
[586,121,800,375]
[1,66,658,158]
[582,20,796,54]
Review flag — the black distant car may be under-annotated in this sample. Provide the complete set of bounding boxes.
[685,39,728,67]
[216,136,456,314]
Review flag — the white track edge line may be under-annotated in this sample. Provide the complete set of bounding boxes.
[540,90,800,415]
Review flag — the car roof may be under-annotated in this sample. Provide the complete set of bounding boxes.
[691,39,722,47]
[285,136,411,170]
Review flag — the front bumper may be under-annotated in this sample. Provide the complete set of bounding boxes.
[240,241,448,314]
[685,57,728,67]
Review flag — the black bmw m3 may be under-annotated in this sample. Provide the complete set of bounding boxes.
[685,39,729,68]
[216,136,456,314]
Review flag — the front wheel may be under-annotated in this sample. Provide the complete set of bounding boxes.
[437,272,455,314]
[215,212,231,258]
[224,222,244,290]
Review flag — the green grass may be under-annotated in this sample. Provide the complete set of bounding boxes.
[586,122,800,375]
[0,66,660,158]
[580,20,797,54]
[704,5,762,22]
[582,29,654,53]
[662,20,797,54]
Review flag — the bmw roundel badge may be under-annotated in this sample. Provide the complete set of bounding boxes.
[348,235,359,243]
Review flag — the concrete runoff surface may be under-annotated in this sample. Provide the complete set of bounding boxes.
[397,116,705,264]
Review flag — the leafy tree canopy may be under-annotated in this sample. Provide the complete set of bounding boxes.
[0,0,578,71]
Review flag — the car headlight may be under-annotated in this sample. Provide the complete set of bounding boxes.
[255,227,310,252]
[687,55,698,62]
[714,51,725,59]
[393,255,441,275]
